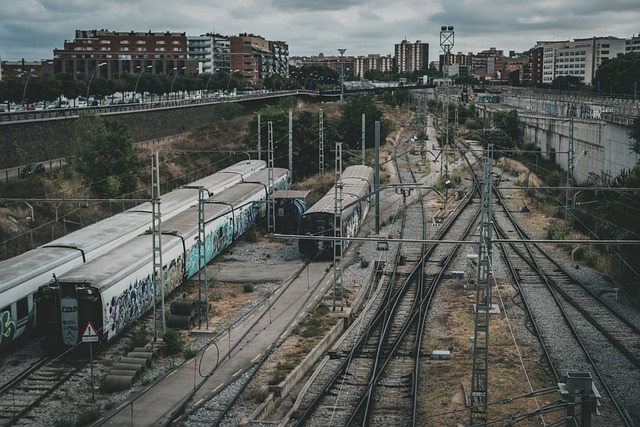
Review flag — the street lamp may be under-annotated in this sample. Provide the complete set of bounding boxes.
[338,48,346,101]
[226,70,239,94]
[86,62,107,102]
[134,65,152,103]
[21,73,32,107]
[304,73,317,90]
[205,69,220,96]
[170,66,186,100]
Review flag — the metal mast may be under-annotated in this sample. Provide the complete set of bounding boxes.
[319,109,325,174]
[268,121,275,232]
[332,142,344,312]
[257,114,261,160]
[565,104,575,228]
[470,145,494,424]
[151,151,165,340]
[197,186,208,329]
[289,109,293,180]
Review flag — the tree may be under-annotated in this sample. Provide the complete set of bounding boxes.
[72,113,140,197]
[593,52,640,95]
[340,94,391,159]
[244,105,290,169]
[630,115,640,154]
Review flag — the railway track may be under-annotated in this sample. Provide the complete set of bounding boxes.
[493,186,640,426]
[286,137,483,426]
[0,353,86,426]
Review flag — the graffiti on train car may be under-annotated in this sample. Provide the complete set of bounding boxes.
[107,275,154,337]
[234,204,260,239]
[344,208,362,238]
[186,221,232,278]
[163,257,185,296]
[0,309,16,346]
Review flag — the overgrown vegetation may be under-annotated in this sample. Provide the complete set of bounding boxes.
[163,329,185,355]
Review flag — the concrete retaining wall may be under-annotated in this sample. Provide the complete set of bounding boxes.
[0,94,321,169]
[480,104,639,185]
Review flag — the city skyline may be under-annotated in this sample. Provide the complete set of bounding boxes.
[1,0,639,62]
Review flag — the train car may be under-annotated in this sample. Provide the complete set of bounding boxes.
[37,168,290,348]
[298,165,374,259]
[0,160,266,351]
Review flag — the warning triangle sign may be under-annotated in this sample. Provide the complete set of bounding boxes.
[81,322,99,339]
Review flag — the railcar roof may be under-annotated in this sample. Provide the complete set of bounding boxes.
[0,247,79,294]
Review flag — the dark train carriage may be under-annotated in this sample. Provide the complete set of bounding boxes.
[298,165,374,259]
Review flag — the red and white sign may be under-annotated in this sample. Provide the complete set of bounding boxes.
[81,322,99,343]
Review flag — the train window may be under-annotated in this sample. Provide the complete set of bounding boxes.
[17,297,28,319]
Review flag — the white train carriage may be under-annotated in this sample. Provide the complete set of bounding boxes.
[0,160,265,350]
[38,168,290,347]
[298,165,374,259]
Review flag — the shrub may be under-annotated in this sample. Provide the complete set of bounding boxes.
[75,409,100,426]
[183,348,198,359]
[360,258,370,268]
[131,325,148,349]
[53,420,73,427]
[163,329,184,355]
[243,283,255,293]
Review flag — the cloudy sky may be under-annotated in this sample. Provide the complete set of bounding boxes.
[2,0,639,62]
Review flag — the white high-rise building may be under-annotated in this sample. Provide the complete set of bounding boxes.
[538,37,626,85]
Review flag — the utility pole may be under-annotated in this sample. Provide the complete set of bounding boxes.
[439,26,454,182]
[197,187,208,329]
[470,144,493,424]
[151,152,165,340]
[361,113,366,165]
[333,142,344,312]
[565,104,575,229]
[289,109,293,180]
[268,122,275,232]
[319,109,325,174]
[338,48,346,101]
[257,114,261,160]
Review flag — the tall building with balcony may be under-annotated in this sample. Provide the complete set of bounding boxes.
[188,33,230,74]
[394,39,429,73]
[229,34,288,84]
[538,37,626,85]
[353,54,394,78]
[53,29,198,80]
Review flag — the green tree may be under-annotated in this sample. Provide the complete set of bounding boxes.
[245,105,290,169]
[593,52,640,95]
[630,115,640,154]
[340,94,390,159]
[72,113,140,197]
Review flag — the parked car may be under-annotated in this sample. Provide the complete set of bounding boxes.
[20,163,46,178]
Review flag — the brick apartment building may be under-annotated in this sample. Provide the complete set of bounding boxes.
[53,29,199,80]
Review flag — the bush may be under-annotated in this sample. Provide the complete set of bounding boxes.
[53,420,73,427]
[75,409,100,426]
[360,258,370,268]
[183,348,198,359]
[243,283,255,293]
[163,329,184,355]
[131,325,148,349]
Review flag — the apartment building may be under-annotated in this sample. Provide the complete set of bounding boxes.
[626,34,640,53]
[188,33,230,74]
[539,37,626,85]
[53,29,198,80]
[353,54,394,78]
[394,39,429,74]
[228,34,289,84]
